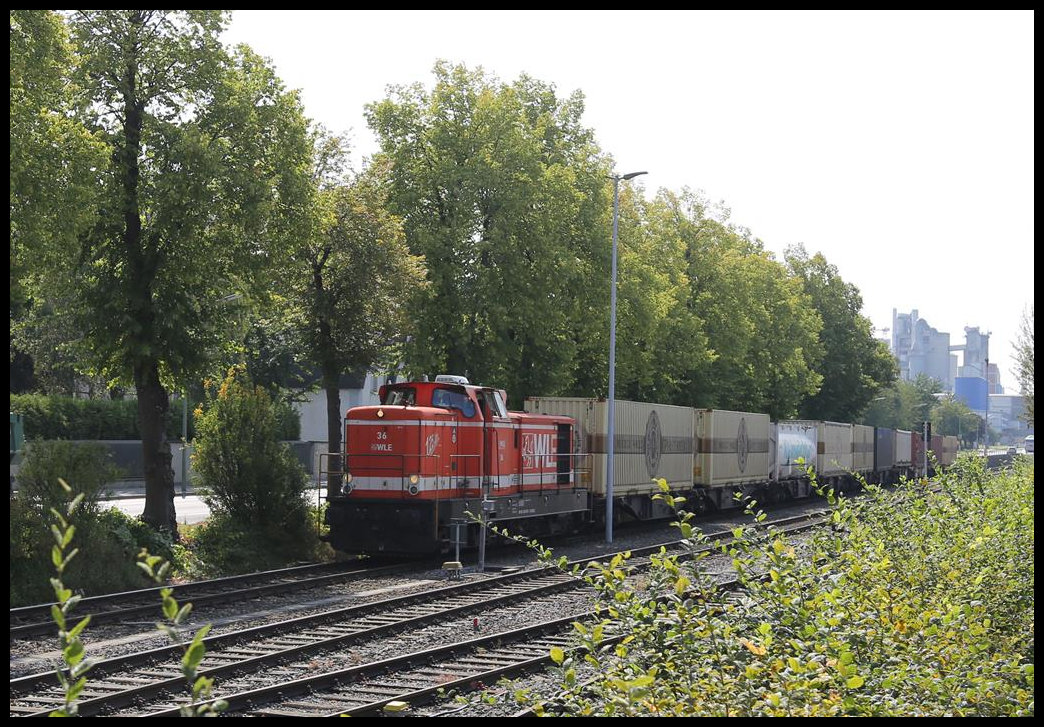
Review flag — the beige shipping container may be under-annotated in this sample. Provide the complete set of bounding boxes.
[524,397,694,496]
[817,420,853,476]
[852,424,874,474]
[693,409,771,488]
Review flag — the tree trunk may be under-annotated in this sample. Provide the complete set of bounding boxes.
[137,360,178,536]
[324,366,343,490]
[119,13,177,536]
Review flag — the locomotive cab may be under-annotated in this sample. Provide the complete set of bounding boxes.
[323,377,588,556]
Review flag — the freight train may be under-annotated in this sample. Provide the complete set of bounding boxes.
[322,375,959,556]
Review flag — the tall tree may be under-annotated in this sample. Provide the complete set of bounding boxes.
[1013,305,1033,427]
[859,375,942,432]
[366,61,610,402]
[611,185,710,405]
[10,11,107,390]
[654,190,822,419]
[10,11,105,305]
[931,394,981,448]
[289,131,426,483]
[19,11,311,534]
[785,244,897,421]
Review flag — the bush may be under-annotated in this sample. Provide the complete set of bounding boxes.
[189,366,319,574]
[521,459,1034,717]
[9,440,178,605]
[15,439,123,517]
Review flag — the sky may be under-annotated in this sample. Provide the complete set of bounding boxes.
[223,10,1034,391]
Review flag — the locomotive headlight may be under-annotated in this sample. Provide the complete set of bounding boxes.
[376,409,385,418]
[341,481,354,496]
[409,474,419,485]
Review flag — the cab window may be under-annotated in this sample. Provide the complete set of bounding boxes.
[478,389,509,419]
[382,387,415,406]
[431,388,476,418]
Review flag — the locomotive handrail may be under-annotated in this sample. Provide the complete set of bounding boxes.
[518,450,591,492]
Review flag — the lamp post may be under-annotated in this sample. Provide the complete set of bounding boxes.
[607,170,647,544]
[982,356,989,457]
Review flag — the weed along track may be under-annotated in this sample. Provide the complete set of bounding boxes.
[9,511,827,717]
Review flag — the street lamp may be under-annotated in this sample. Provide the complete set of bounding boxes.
[607,170,647,544]
[983,356,989,457]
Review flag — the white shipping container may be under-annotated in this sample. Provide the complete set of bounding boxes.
[693,409,771,487]
[524,397,694,496]
[852,424,874,474]
[894,430,913,467]
[771,421,818,481]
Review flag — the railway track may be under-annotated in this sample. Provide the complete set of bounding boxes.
[9,559,415,641]
[10,511,826,717]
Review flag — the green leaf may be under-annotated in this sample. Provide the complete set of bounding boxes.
[846,675,864,689]
[182,640,206,673]
[550,646,565,665]
[67,615,91,640]
[175,603,193,624]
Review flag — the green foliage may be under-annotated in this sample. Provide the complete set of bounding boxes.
[657,195,823,417]
[785,244,897,421]
[367,60,611,401]
[9,393,203,440]
[1014,305,1033,427]
[14,439,121,515]
[46,479,95,717]
[138,551,228,716]
[9,440,179,605]
[527,465,1033,716]
[931,394,982,448]
[11,503,175,608]
[190,366,319,573]
[9,10,108,313]
[860,375,944,432]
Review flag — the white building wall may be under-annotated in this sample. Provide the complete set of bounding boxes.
[294,373,386,443]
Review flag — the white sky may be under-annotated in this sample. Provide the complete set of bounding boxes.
[223,10,1034,391]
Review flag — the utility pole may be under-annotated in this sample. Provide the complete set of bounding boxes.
[983,356,990,458]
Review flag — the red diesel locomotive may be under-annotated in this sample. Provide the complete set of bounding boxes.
[322,375,589,555]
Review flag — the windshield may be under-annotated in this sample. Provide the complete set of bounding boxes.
[431,388,476,417]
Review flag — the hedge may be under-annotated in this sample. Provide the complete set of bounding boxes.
[10,394,300,442]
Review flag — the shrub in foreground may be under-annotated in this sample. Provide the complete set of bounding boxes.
[10,441,175,606]
[515,458,1034,716]
[189,366,321,574]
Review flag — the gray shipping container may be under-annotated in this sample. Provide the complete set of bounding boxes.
[693,409,771,488]
[852,424,874,474]
[874,427,896,473]
[894,430,913,467]
[523,397,694,496]
[771,421,818,481]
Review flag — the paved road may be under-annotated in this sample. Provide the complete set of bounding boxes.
[100,484,328,526]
